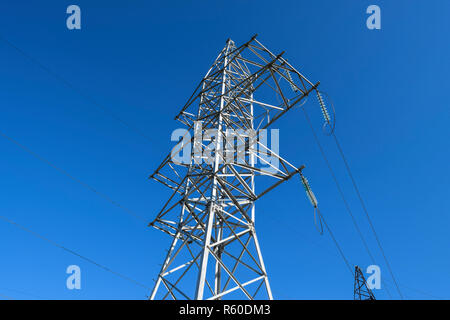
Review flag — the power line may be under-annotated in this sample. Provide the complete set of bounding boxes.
[308,88,403,297]
[302,107,393,299]
[302,108,375,260]
[0,287,44,300]
[384,279,443,300]
[0,130,147,224]
[269,211,440,300]
[0,292,13,300]
[0,34,156,296]
[0,31,408,299]
[0,214,152,291]
[0,33,153,145]
[267,210,353,276]
[0,131,152,291]
[319,211,354,276]
[311,89,402,297]
[331,132,403,299]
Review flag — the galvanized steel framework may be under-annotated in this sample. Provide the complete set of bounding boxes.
[149,35,320,300]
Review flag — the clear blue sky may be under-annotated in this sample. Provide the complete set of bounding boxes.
[0,0,448,300]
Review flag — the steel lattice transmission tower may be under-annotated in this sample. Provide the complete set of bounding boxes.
[149,35,320,300]
[354,266,376,300]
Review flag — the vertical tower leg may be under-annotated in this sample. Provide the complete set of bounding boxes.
[253,231,273,300]
[150,233,180,300]
[195,202,216,300]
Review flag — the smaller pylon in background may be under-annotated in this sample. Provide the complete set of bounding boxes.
[354,266,376,300]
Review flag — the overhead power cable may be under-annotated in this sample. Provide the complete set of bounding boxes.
[301,107,393,299]
[0,287,44,300]
[0,34,153,145]
[0,214,152,291]
[309,90,402,299]
[302,108,375,259]
[383,279,443,300]
[0,293,13,300]
[331,132,403,299]
[0,130,147,223]
[267,203,353,277]
[319,211,354,276]
[297,172,354,276]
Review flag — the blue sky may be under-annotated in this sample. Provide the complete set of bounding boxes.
[0,0,449,299]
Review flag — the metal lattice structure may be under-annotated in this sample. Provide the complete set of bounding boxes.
[149,35,320,300]
[354,266,376,300]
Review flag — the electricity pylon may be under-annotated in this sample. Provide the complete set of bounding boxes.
[354,266,376,300]
[149,35,319,300]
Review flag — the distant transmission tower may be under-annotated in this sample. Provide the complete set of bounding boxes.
[149,35,320,300]
[354,266,376,300]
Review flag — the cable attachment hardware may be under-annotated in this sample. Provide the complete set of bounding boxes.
[300,173,324,235]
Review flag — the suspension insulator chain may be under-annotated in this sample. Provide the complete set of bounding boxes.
[316,90,331,124]
[300,174,318,208]
[300,173,323,235]
[285,70,298,92]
